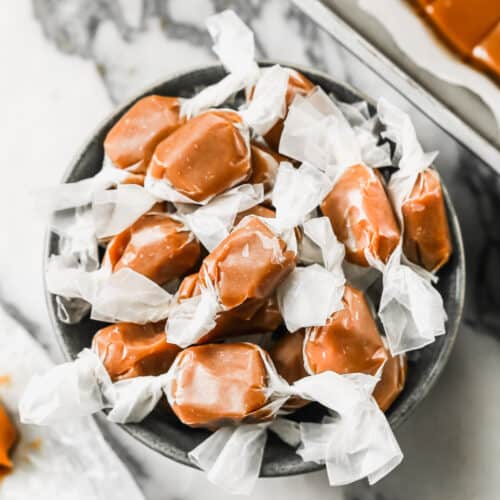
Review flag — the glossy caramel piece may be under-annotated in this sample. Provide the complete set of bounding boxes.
[269,330,309,411]
[269,330,307,385]
[170,343,268,428]
[92,322,180,381]
[0,404,17,475]
[304,285,388,376]
[425,0,500,56]
[263,70,315,151]
[373,351,407,412]
[176,273,282,343]
[105,212,201,285]
[426,0,500,57]
[121,172,145,186]
[149,110,251,202]
[474,22,500,77]
[320,164,400,267]
[402,169,452,272]
[104,96,183,173]
[233,204,275,226]
[200,217,296,309]
[248,142,281,191]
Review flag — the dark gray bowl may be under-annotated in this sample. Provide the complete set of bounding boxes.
[45,62,465,477]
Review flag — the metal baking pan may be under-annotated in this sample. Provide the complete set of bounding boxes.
[292,0,500,172]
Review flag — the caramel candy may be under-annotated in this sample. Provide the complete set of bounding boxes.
[373,351,407,412]
[248,142,280,191]
[176,272,282,343]
[92,322,180,381]
[105,212,201,285]
[104,96,183,174]
[269,330,308,410]
[320,164,400,267]
[426,0,500,57]
[263,70,315,151]
[233,204,275,226]
[170,343,268,428]
[199,217,296,309]
[121,172,145,186]
[269,330,307,385]
[402,169,452,272]
[149,110,251,202]
[304,285,388,376]
[473,22,500,78]
[0,404,17,475]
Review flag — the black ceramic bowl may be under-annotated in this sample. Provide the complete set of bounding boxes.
[45,63,465,477]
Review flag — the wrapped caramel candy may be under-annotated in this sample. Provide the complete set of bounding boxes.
[373,349,407,412]
[176,273,282,343]
[304,285,388,376]
[378,98,452,273]
[261,69,315,150]
[271,287,406,413]
[104,96,183,173]
[199,216,296,310]
[104,211,201,285]
[92,322,180,381]
[269,329,308,411]
[148,110,251,203]
[0,404,17,477]
[169,343,269,428]
[401,169,452,272]
[248,142,281,191]
[233,203,275,226]
[320,164,401,267]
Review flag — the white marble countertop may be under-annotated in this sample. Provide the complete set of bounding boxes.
[3,1,500,499]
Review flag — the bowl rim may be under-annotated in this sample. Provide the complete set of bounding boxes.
[43,61,466,477]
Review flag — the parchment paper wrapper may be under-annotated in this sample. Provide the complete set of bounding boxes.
[277,216,346,333]
[178,183,264,251]
[0,309,144,500]
[180,10,259,119]
[298,377,402,486]
[35,158,130,212]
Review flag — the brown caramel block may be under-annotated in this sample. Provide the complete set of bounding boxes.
[233,204,276,226]
[473,22,500,77]
[373,351,407,412]
[269,330,307,385]
[402,169,452,272]
[149,110,251,202]
[321,164,400,267]
[269,330,309,411]
[105,212,201,285]
[248,143,281,191]
[263,70,315,151]
[305,285,388,376]
[200,217,296,309]
[176,273,282,343]
[170,343,268,428]
[104,96,183,174]
[92,322,180,381]
[426,0,500,57]
[0,404,17,473]
[121,172,145,186]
